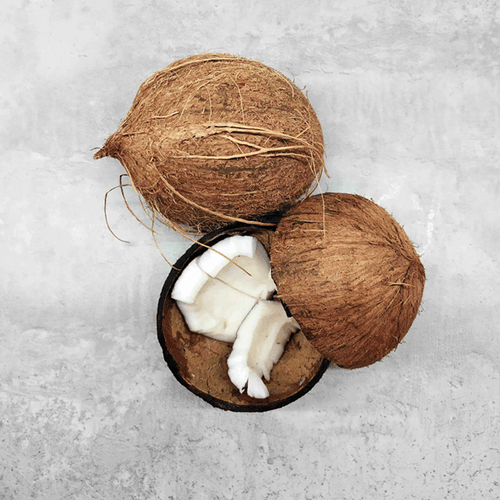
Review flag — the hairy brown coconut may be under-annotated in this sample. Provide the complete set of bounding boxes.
[270,193,426,369]
[94,53,325,233]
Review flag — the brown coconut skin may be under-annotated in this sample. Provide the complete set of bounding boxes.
[94,53,325,233]
[270,193,426,369]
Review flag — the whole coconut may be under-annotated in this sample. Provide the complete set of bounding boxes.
[270,193,425,369]
[94,53,325,233]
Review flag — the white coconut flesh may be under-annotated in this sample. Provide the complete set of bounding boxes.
[227,299,300,399]
[171,257,258,342]
[196,235,276,300]
[171,235,299,398]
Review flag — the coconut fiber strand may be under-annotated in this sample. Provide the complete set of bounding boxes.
[270,193,426,369]
[94,53,325,233]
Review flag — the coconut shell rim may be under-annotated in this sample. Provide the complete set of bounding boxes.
[156,213,330,412]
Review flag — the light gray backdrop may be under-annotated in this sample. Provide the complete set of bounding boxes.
[1,0,499,499]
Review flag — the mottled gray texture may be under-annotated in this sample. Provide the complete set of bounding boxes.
[1,0,499,499]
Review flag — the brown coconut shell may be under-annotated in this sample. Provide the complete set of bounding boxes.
[157,217,329,412]
[270,193,426,369]
[95,53,325,233]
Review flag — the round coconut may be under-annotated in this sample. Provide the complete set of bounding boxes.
[95,53,325,233]
[270,193,426,369]
[157,218,329,412]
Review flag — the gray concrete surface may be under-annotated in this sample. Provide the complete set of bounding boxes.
[1,0,499,498]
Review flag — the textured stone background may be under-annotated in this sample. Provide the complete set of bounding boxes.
[1,0,499,498]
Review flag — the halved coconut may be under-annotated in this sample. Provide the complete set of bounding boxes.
[157,194,425,411]
[270,193,426,369]
[157,218,329,412]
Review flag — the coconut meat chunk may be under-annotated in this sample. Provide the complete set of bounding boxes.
[176,285,257,342]
[172,234,278,343]
[172,256,258,342]
[227,299,300,399]
[171,257,211,304]
[196,235,257,276]
[197,235,276,300]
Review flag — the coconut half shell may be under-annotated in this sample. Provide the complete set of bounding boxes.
[270,193,426,369]
[157,218,329,412]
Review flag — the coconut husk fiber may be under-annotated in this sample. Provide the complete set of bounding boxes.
[94,53,326,234]
[270,193,426,369]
